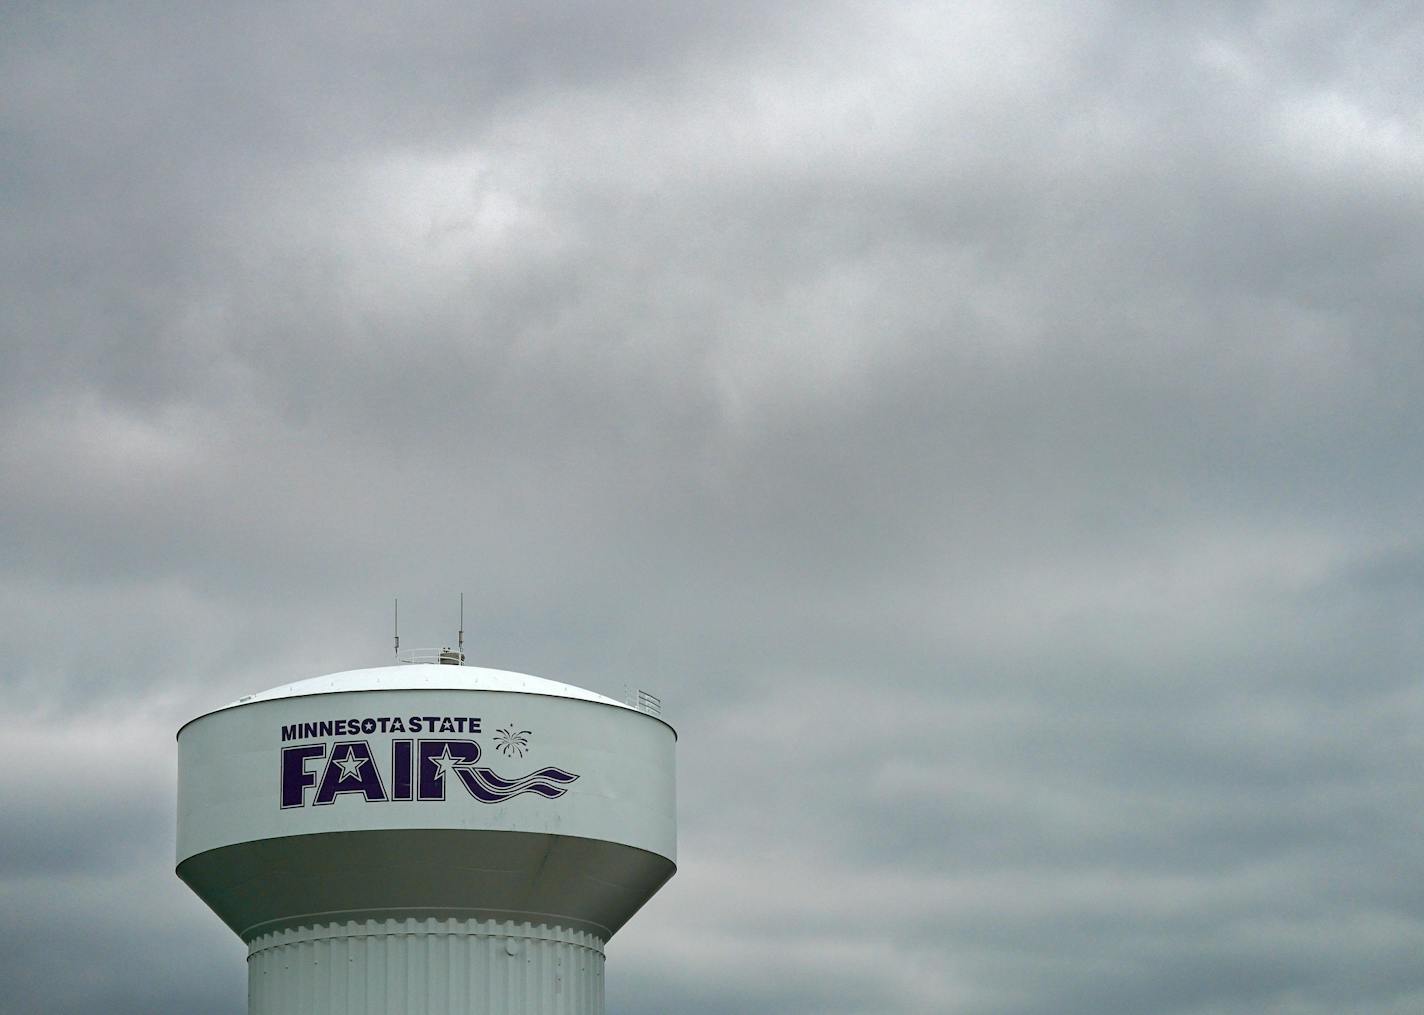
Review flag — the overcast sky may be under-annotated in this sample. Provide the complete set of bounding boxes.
[3,3,1423,1013]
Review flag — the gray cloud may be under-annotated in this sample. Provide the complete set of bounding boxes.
[3,2,1422,1012]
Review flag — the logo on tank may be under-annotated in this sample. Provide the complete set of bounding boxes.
[278,719,577,808]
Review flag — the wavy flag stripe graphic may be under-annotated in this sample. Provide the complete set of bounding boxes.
[455,765,579,803]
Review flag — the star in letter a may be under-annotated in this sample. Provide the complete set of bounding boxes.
[333,746,367,782]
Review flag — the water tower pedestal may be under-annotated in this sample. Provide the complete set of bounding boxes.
[247,916,606,1013]
[176,665,676,1015]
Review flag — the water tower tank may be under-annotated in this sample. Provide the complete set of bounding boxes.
[176,663,676,1014]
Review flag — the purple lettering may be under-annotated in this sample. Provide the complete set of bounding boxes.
[280,744,326,808]
[417,739,482,800]
[391,739,413,800]
[313,740,387,805]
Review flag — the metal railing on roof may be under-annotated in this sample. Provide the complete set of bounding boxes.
[399,647,466,666]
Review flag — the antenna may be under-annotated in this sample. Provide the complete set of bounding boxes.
[394,598,400,657]
[458,593,464,654]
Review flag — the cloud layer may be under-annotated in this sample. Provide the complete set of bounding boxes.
[3,3,1422,1012]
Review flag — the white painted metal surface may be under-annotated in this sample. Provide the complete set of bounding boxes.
[210,663,640,714]
[249,918,605,1015]
[178,680,676,864]
[176,664,676,1015]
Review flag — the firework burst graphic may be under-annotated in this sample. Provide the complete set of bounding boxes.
[493,726,532,758]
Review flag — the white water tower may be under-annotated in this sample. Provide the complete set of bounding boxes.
[176,659,676,1014]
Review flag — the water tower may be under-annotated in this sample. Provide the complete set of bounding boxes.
[176,657,676,1014]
